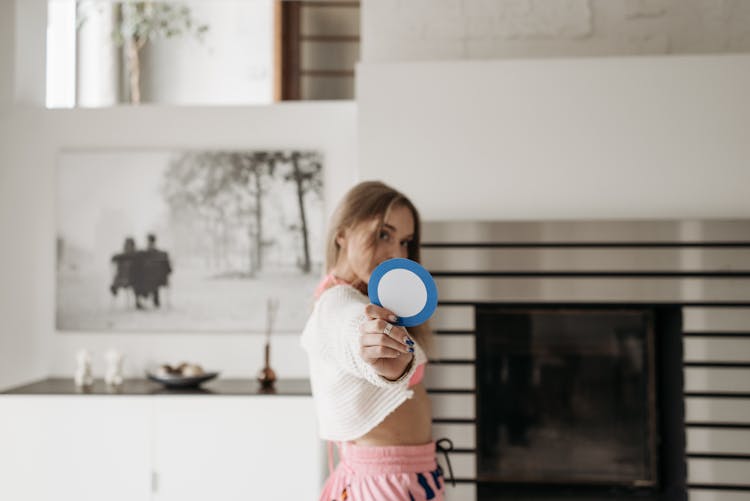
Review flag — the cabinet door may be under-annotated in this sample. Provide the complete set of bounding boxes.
[152,396,323,501]
[0,396,152,501]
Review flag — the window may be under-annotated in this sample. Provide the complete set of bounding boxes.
[280,0,360,100]
[45,0,359,107]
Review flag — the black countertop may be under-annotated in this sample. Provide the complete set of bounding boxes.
[1,378,311,396]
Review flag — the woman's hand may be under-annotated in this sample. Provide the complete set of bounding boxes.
[359,303,416,381]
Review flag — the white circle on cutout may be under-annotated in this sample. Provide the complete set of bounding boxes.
[377,268,427,318]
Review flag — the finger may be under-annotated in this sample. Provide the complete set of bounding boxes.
[360,345,401,360]
[360,333,411,354]
[360,319,411,347]
[364,303,398,322]
[390,325,416,348]
[359,318,391,336]
[378,321,415,348]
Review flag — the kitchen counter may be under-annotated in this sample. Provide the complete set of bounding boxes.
[1,377,311,396]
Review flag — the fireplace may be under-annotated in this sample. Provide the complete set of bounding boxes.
[475,305,685,499]
[420,220,750,501]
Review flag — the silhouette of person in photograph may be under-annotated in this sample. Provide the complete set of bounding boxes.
[131,233,172,310]
[109,237,137,298]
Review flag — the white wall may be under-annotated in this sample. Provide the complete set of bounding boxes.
[0,111,50,391]
[362,0,750,62]
[358,0,750,220]
[0,0,358,391]
[13,0,45,107]
[0,104,357,391]
[357,54,750,220]
[0,0,46,390]
[0,103,357,391]
[140,0,275,105]
[0,0,13,113]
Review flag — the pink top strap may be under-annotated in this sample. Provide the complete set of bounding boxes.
[408,362,425,387]
[314,273,352,299]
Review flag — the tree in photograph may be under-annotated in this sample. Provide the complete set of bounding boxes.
[162,152,239,271]
[162,151,281,275]
[283,152,322,274]
[223,151,283,273]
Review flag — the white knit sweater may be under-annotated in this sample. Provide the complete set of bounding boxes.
[300,284,428,441]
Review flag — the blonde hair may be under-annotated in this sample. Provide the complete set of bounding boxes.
[323,181,432,349]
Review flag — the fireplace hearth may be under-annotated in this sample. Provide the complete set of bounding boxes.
[476,305,685,500]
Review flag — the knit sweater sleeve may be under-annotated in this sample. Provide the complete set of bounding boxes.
[314,285,421,389]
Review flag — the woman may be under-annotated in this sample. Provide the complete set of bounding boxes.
[301,181,452,500]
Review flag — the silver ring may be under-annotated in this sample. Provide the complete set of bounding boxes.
[383,323,393,336]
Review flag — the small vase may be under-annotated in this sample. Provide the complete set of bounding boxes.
[257,342,276,390]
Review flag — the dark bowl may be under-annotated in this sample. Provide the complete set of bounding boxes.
[146,371,219,388]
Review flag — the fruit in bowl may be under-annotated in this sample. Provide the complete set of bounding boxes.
[149,362,217,388]
[181,364,205,377]
[156,362,204,378]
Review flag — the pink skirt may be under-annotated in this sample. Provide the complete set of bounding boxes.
[319,441,445,501]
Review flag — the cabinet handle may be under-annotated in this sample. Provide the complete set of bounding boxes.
[151,470,159,494]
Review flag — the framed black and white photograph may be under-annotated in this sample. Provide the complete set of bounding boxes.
[56,149,325,333]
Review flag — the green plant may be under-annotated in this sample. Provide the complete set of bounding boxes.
[78,1,209,104]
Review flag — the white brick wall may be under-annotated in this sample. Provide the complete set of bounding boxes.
[362,0,750,62]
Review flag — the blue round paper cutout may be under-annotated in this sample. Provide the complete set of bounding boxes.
[368,258,438,327]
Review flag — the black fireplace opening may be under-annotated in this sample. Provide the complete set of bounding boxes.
[476,304,686,500]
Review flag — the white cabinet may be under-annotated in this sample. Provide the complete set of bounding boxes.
[0,396,152,501]
[0,395,323,501]
[151,397,322,501]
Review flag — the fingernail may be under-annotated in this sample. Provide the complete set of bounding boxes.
[408,347,415,353]
[405,338,414,346]
[389,315,398,322]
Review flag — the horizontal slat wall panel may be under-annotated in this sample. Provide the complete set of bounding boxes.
[420,220,750,500]
[432,335,475,360]
[431,394,475,420]
[687,458,750,485]
[686,398,750,423]
[433,306,475,331]
[432,423,476,449]
[435,277,750,303]
[683,299,750,493]
[425,365,475,391]
[301,41,360,71]
[684,308,750,332]
[684,368,750,393]
[444,482,476,501]
[300,75,354,100]
[422,221,750,244]
[687,429,750,455]
[688,490,750,501]
[685,338,750,362]
[300,4,360,36]
[445,452,476,479]
[423,248,750,273]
